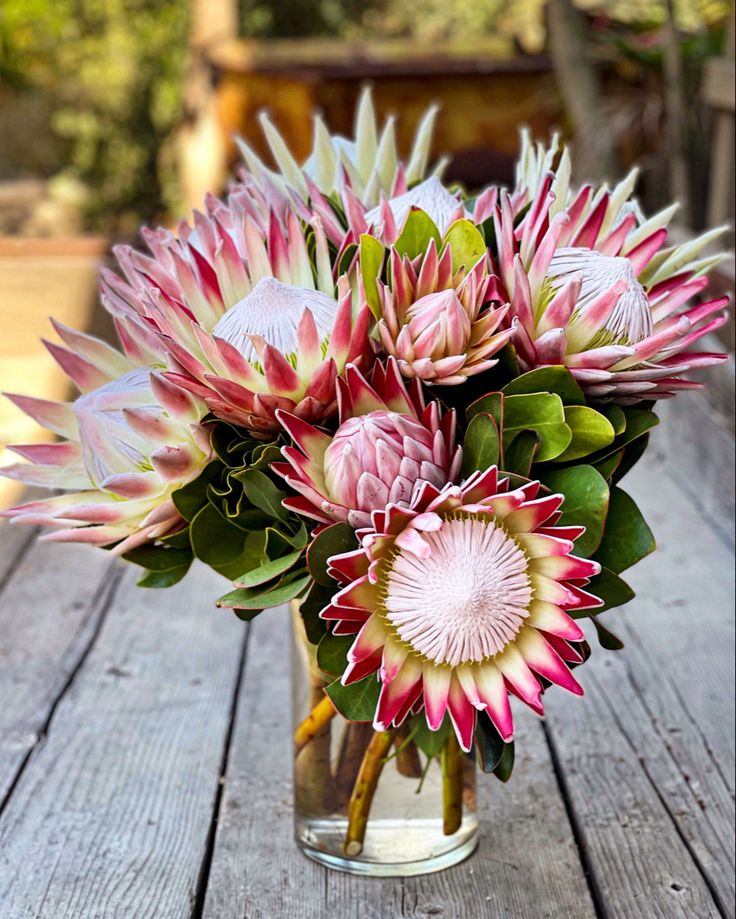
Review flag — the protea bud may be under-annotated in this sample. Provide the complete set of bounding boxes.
[377,240,513,385]
[273,358,462,528]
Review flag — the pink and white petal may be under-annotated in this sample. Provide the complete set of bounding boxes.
[422,663,452,730]
[473,663,515,741]
[516,628,584,696]
[447,675,477,752]
[495,645,544,715]
[527,601,585,641]
[374,657,423,730]
[347,614,388,664]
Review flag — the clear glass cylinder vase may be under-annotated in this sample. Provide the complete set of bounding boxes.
[291,603,479,877]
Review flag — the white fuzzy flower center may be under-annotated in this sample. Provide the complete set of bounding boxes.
[213,277,338,362]
[549,247,653,344]
[365,176,463,233]
[383,516,532,666]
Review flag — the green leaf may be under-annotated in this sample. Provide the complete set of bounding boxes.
[190,503,267,579]
[124,544,192,572]
[326,673,381,722]
[217,573,311,610]
[298,581,332,644]
[316,631,354,677]
[577,566,635,615]
[600,404,627,436]
[503,393,572,462]
[502,366,584,405]
[594,449,624,482]
[412,715,451,758]
[474,713,506,773]
[587,408,659,464]
[307,523,358,586]
[172,462,223,521]
[503,429,540,477]
[594,487,655,574]
[360,234,385,318]
[137,563,191,588]
[553,406,615,463]
[234,549,304,588]
[394,208,441,260]
[442,218,487,274]
[232,468,290,523]
[337,242,358,276]
[466,391,503,425]
[612,433,650,485]
[591,617,625,651]
[232,608,264,623]
[539,465,610,557]
[492,741,515,782]
[460,412,500,476]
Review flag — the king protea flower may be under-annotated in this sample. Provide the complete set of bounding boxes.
[273,359,461,527]
[236,85,446,213]
[377,238,514,384]
[1,324,211,553]
[492,170,730,402]
[100,197,372,436]
[322,467,602,750]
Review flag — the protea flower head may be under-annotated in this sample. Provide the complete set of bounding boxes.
[273,358,462,527]
[1,323,211,553]
[100,197,372,436]
[322,467,602,750]
[377,238,514,384]
[235,85,447,212]
[492,171,730,403]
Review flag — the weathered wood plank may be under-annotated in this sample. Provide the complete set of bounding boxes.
[0,533,118,805]
[0,561,246,919]
[545,456,734,919]
[203,605,597,919]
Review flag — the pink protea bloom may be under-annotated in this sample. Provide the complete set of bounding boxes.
[491,174,730,403]
[1,326,211,553]
[322,467,602,751]
[273,359,462,527]
[99,195,372,436]
[377,239,514,384]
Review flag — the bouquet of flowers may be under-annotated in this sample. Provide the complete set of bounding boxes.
[2,89,729,871]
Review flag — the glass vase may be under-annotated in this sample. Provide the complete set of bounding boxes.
[291,603,479,877]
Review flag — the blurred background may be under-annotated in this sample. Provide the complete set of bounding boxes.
[0,0,734,506]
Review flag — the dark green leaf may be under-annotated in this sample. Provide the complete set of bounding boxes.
[502,366,584,405]
[594,449,624,481]
[137,563,191,588]
[190,503,267,579]
[539,465,610,557]
[232,468,290,523]
[577,566,635,616]
[172,462,223,521]
[600,404,627,435]
[298,580,333,644]
[591,617,625,651]
[234,549,304,588]
[460,412,500,476]
[492,740,515,782]
[474,713,507,773]
[412,715,451,758]
[466,391,503,425]
[316,631,354,677]
[394,208,441,260]
[233,607,264,623]
[326,673,381,722]
[307,523,358,586]
[217,573,311,610]
[587,407,659,464]
[611,434,650,485]
[594,487,655,574]
[503,429,540,477]
[124,544,192,572]
[337,242,358,276]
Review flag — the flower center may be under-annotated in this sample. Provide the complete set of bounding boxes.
[213,277,337,362]
[382,515,532,666]
[548,247,652,344]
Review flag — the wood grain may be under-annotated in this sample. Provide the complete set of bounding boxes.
[0,561,246,919]
[0,535,118,804]
[203,605,598,919]
[545,455,734,919]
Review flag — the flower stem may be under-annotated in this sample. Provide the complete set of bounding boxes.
[335,721,374,811]
[293,694,337,753]
[441,733,463,836]
[343,729,394,856]
[394,724,423,778]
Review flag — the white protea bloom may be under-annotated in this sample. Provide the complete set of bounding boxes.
[364,175,467,242]
[2,328,211,553]
[321,468,601,751]
[236,85,447,210]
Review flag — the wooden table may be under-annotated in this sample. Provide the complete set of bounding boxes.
[0,445,733,919]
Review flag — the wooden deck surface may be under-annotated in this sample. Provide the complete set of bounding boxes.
[0,445,733,918]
